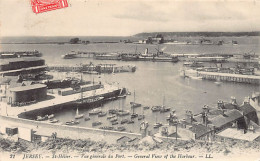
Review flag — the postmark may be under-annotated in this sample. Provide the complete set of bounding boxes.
[31,0,68,14]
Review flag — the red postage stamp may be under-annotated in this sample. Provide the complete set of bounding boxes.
[31,0,68,14]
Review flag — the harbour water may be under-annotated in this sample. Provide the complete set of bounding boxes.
[1,36,259,134]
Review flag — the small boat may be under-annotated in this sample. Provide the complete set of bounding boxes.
[143,106,150,110]
[151,106,161,112]
[84,117,90,121]
[121,119,128,124]
[118,94,127,98]
[107,115,116,119]
[106,97,117,101]
[112,121,119,125]
[75,108,84,119]
[130,102,142,108]
[153,122,163,128]
[183,61,204,67]
[82,71,99,75]
[115,126,126,131]
[138,115,145,120]
[214,81,222,86]
[131,113,138,119]
[92,121,102,127]
[130,90,141,108]
[36,116,48,121]
[89,108,102,115]
[190,76,203,80]
[98,112,107,117]
[127,119,134,124]
[99,126,114,130]
[110,118,118,122]
[65,120,79,126]
[117,110,130,116]
[108,109,118,114]
[160,106,171,113]
[48,114,55,119]
[49,119,59,123]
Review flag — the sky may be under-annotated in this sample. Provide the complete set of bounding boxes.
[0,0,260,36]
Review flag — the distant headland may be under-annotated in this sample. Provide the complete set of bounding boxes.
[134,32,260,38]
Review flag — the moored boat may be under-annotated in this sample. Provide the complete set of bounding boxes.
[65,120,79,125]
[99,126,114,130]
[121,119,128,124]
[160,106,171,113]
[98,112,107,117]
[153,122,163,128]
[112,121,119,125]
[84,117,91,121]
[48,114,55,119]
[143,106,150,110]
[138,114,145,120]
[151,106,161,112]
[107,115,116,119]
[127,119,134,124]
[131,113,138,119]
[92,121,102,127]
[49,119,59,123]
[130,102,142,108]
[117,110,130,116]
[36,115,48,121]
[75,108,84,119]
[115,126,126,131]
[89,108,102,115]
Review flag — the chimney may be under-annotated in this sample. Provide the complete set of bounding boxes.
[202,112,207,125]
[140,121,149,138]
[185,110,193,124]
[217,100,224,109]
[231,96,237,105]
[243,97,250,105]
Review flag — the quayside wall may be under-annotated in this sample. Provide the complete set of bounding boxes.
[0,115,142,144]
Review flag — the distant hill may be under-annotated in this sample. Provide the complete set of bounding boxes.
[134,32,260,38]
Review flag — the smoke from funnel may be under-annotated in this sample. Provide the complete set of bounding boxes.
[144,48,148,55]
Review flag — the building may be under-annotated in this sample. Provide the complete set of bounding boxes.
[250,92,260,112]
[238,101,259,125]
[7,84,47,105]
[0,57,46,76]
[209,109,246,132]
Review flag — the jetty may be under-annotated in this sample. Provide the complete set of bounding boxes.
[183,69,260,84]
[0,84,122,117]
[47,63,136,73]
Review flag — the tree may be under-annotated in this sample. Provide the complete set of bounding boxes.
[69,38,80,44]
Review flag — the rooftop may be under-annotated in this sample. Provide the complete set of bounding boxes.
[190,123,212,138]
[0,57,44,65]
[209,109,243,128]
[9,84,47,92]
[216,128,260,141]
[238,103,256,115]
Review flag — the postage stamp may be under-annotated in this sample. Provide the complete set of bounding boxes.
[31,0,68,14]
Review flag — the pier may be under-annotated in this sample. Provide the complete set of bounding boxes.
[47,64,136,73]
[0,84,121,117]
[197,71,260,84]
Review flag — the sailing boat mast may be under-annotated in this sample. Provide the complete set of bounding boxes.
[76,108,79,116]
[134,46,137,55]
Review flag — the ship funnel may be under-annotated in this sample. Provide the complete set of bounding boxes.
[144,48,148,55]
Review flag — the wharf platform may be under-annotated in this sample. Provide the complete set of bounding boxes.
[0,84,120,117]
[183,69,260,84]
[198,71,260,84]
[0,65,47,76]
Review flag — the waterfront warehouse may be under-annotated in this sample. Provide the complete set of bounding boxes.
[8,84,47,104]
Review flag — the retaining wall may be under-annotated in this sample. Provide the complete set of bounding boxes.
[0,115,142,144]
